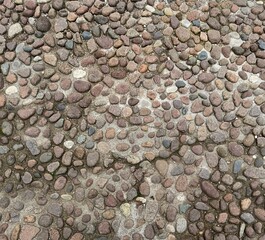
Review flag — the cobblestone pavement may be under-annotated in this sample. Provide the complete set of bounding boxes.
[0,0,265,239]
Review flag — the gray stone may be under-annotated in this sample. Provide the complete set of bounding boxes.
[47,203,63,217]
[176,216,187,233]
[86,151,99,167]
[145,200,158,222]
[38,214,53,227]
[219,158,228,172]
[1,121,13,136]
[183,150,196,165]
[26,140,40,156]
[240,213,255,224]
[233,160,243,174]
[40,152,53,163]
[199,168,210,179]
[0,197,10,208]
[0,146,9,154]
[244,167,265,179]
[22,172,33,184]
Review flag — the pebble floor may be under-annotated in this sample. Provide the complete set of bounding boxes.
[0,0,265,239]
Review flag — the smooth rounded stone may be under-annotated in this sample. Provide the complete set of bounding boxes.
[26,140,40,156]
[195,202,209,211]
[8,23,23,38]
[254,157,264,168]
[254,208,265,221]
[38,214,53,227]
[176,216,187,233]
[171,164,184,176]
[21,172,32,184]
[36,16,51,32]
[87,69,103,83]
[73,69,86,79]
[229,202,240,216]
[86,151,99,167]
[52,0,64,10]
[228,142,244,157]
[96,36,113,49]
[183,150,196,165]
[162,139,171,148]
[0,146,9,154]
[0,197,10,208]
[74,80,91,93]
[233,160,243,174]
[219,159,228,172]
[17,108,36,120]
[240,213,255,224]
[82,31,92,40]
[64,141,74,149]
[198,51,208,60]
[39,152,53,163]
[175,81,186,88]
[19,225,40,240]
[189,209,201,222]
[66,106,81,119]
[47,162,60,173]
[127,155,141,164]
[98,221,111,235]
[208,29,221,43]
[166,205,177,222]
[175,175,188,192]
[47,203,62,217]
[176,27,190,42]
[198,72,215,83]
[155,160,168,176]
[144,224,155,239]
[65,40,74,50]
[139,182,150,196]
[1,121,13,136]
[54,176,67,190]
[244,167,265,179]
[201,181,220,199]
[5,86,18,95]
[199,168,210,179]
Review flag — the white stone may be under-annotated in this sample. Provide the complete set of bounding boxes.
[61,194,72,200]
[64,140,74,149]
[176,193,186,201]
[127,155,141,164]
[5,86,18,95]
[176,217,187,233]
[94,97,108,106]
[14,0,23,4]
[230,37,243,47]
[166,224,175,233]
[28,17,35,25]
[249,75,261,84]
[8,23,22,38]
[73,69,86,79]
[145,5,155,12]
[181,19,191,28]
[229,32,240,39]
[166,86,177,93]
[120,203,131,217]
[136,197,146,203]
[37,0,51,3]
[97,142,110,154]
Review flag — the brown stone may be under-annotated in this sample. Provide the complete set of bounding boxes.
[201,181,220,199]
[175,175,188,192]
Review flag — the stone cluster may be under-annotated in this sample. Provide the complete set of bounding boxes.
[0,0,264,239]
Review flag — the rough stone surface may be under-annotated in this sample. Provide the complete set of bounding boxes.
[0,1,264,239]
